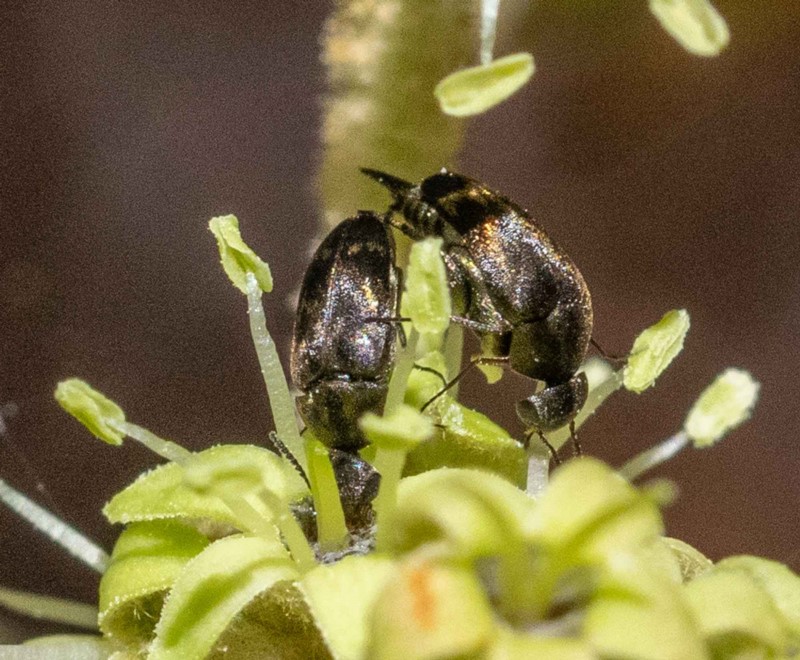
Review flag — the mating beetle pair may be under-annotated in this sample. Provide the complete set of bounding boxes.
[290,169,593,526]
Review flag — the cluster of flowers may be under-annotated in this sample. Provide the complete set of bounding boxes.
[2,215,795,659]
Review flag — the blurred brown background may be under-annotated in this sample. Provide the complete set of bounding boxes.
[1,0,799,640]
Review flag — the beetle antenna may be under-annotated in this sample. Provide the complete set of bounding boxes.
[269,431,310,488]
[360,168,414,200]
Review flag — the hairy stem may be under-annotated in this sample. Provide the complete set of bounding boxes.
[246,273,307,473]
[0,479,109,574]
[619,431,691,481]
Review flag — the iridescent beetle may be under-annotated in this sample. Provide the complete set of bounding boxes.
[291,211,400,528]
[363,168,592,445]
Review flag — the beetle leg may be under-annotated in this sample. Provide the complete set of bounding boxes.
[412,363,449,388]
[443,247,508,333]
[450,315,505,333]
[364,259,406,346]
[392,262,406,346]
[590,337,626,366]
[420,354,509,412]
[363,315,410,347]
[523,428,561,466]
[569,420,582,456]
[395,321,407,348]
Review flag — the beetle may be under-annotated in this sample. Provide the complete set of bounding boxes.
[290,210,400,527]
[362,168,592,443]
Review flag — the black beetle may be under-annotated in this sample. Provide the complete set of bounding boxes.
[362,168,592,439]
[291,211,400,527]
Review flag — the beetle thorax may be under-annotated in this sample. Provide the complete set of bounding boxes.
[397,194,462,245]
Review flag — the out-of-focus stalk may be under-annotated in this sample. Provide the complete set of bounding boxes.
[319,0,475,230]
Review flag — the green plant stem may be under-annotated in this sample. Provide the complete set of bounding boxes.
[619,431,691,481]
[112,420,191,464]
[480,0,499,65]
[372,448,406,552]
[384,329,418,414]
[218,493,278,542]
[306,437,349,551]
[0,586,99,629]
[443,324,464,392]
[0,478,109,573]
[245,273,307,474]
[526,445,551,497]
[319,0,471,229]
[276,510,318,572]
[258,489,317,572]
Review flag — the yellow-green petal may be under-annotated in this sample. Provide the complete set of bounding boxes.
[98,521,209,646]
[662,536,713,582]
[713,556,800,638]
[209,214,273,293]
[684,368,760,447]
[586,556,707,659]
[404,403,527,487]
[435,53,534,117]
[488,630,594,660]
[650,0,730,57]
[210,582,330,659]
[685,568,789,656]
[402,352,526,486]
[300,555,395,660]
[368,557,496,659]
[529,458,663,560]
[150,534,296,660]
[183,445,283,501]
[54,378,126,445]
[103,445,307,528]
[392,468,532,558]
[623,309,690,393]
